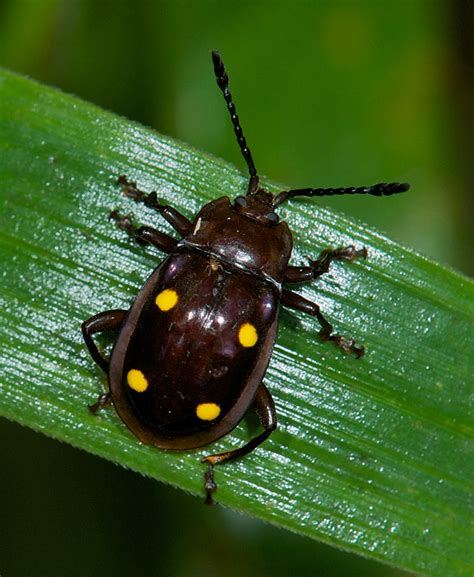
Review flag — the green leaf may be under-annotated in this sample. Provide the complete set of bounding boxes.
[1,69,472,577]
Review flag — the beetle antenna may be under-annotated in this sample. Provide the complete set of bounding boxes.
[212,51,259,195]
[273,181,410,208]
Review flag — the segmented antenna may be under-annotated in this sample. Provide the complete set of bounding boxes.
[273,182,410,208]
[212,51,259,194]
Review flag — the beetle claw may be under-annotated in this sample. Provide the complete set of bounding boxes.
[116,174,147,202]
[319,331,365,358]
[308,245,368,279]
[88,392,112,414]
[204,463,218,506]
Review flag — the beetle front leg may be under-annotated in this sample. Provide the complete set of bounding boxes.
[283,245,367,283]
[109,211,178,253]
[201,383,277,505]
[82,309,128,412]
[281,289,364,358]
[117,175,193,236]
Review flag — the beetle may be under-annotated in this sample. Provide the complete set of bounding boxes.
[82,51,409,504]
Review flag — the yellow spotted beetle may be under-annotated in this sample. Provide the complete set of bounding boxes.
[82,52,409,503]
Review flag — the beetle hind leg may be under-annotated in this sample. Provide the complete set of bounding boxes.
[201,383,277,505]
[281,290,364,358]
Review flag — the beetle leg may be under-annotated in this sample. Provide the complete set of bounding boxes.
[283,245,367,283]
[109,211,178,253]
[82,309,128,373]
[82,309,127,413]
[116,175,193,236]
[201,383,277,505]
[281,289,364,358]
[88,393,112,414]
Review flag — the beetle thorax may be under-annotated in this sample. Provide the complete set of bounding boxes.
[181,197,292,284]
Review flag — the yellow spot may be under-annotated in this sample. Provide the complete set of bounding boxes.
[238,322,258,347]
[127,369,149,393]
[196,403,221,421]
[155,288,178,311]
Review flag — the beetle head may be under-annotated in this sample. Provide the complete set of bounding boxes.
[233,189,279,225]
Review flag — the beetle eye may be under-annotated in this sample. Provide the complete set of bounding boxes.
[235,196,247,207]
[267,212,279,223]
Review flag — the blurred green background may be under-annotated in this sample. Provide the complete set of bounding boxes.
[0,1,470,576]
